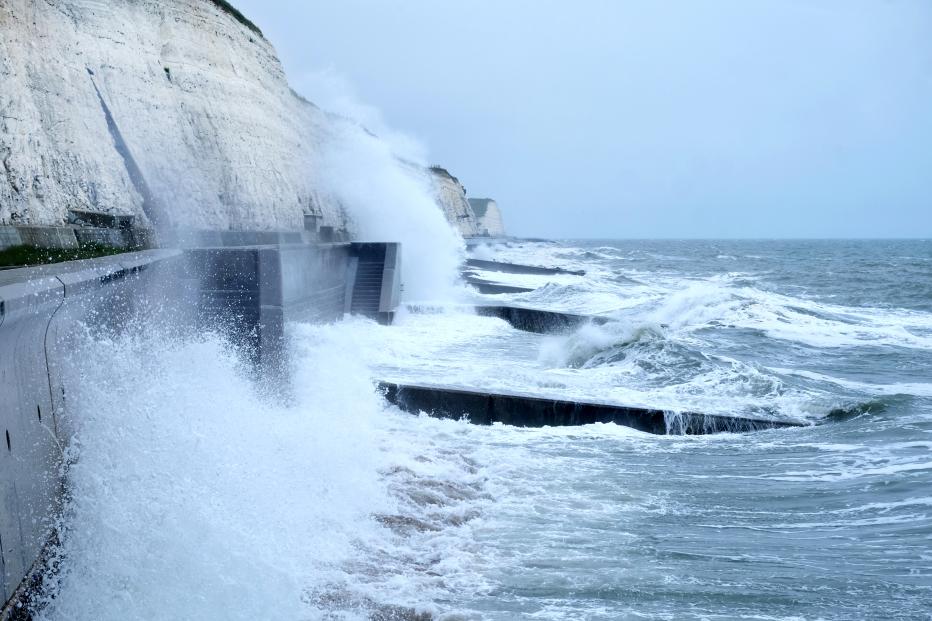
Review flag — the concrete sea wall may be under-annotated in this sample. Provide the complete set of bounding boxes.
[183,242,399,371]
[0,249,180,609]
[0,241,401,613]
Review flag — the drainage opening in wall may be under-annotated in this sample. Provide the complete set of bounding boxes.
[37,405,41,422]
[5,429,10,452]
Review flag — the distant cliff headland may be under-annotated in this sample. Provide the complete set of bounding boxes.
[0,0,505,239]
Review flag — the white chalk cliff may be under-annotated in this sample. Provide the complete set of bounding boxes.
[423,166,482,237]
[467,198,505,237]
[0,0,483,237]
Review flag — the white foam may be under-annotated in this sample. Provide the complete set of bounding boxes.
[37,323,493,620]
[348,307,822,422]
[467,242,499,261]
[770,367,932,398]
[37,239,932,619]
[613,275,932,350]
[319,121,465,302]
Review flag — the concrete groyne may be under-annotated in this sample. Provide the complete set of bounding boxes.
[474,305,609,334]
[378,382,804,435]
[462,275,534,295]
[464,259,584,276]
[461,259,583,295]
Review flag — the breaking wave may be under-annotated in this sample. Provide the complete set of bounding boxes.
[35,239,932,620]
[36,323,490,620]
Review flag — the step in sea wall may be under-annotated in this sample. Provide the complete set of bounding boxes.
[181,241,401,372]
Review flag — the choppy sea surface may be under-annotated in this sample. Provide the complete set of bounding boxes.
[40,239,932,620]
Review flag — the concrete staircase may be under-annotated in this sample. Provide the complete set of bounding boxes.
[347,243,400,325]
[350,259,386,315]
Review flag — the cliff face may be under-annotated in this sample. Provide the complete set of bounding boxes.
[0,0,344,229]
[0,0,475,236]
[467,198,506,236]
[426,166,481,237]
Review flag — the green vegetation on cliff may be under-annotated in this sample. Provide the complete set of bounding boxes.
[0,244,126,269]
[207,0,263,37]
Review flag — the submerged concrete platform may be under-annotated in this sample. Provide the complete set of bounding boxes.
[462,275,535,295]
[461,258,585,296]
[474,305,609,334]
[378,382,804,435]
[464,258,585,276]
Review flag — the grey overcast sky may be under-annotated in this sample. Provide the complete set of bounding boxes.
[236,0,932,238]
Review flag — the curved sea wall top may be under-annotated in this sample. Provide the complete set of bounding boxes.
[0,0,485,236]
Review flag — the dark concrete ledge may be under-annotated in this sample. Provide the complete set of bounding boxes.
[378,382,804,435]
[465,258,585,276]
[475,305,608,334]
[463,275,534,294]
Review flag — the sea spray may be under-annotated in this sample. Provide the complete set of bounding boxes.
[30,239,932,619]
[36,318,492,620]
[298,70,465,303]
[36,327,379,618]
[318,120,464,303]
[295,68,429,165]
